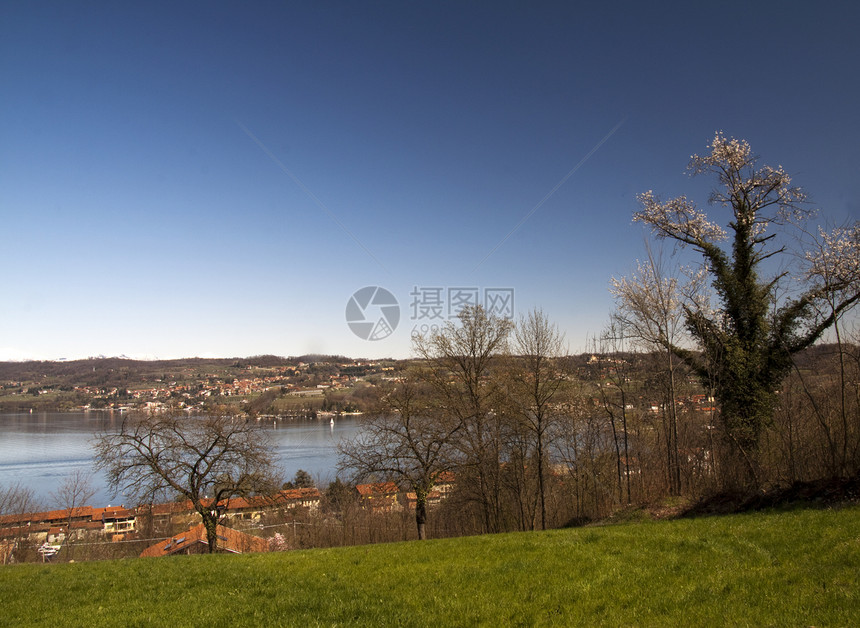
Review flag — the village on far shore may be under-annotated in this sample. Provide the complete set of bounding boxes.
[0,355,405,417]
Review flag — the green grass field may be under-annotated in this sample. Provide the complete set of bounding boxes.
[2,505,858,627]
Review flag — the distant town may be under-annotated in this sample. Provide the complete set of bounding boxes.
[0,355,406,416]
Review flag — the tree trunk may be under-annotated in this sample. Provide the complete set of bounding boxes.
[667,355,681,495]
[536,433,547,530]
[415,498,427,540]
[720,428,759,492]
[201,511,219,553]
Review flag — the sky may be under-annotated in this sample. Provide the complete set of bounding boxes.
[2,1,859,361]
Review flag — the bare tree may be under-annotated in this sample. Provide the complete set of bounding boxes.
[51,469,96,558]
[0,482,39,516]
[0,482,40,564]
[413,305,513,533]
[593,318,636,505]
[554,389,616,522]
[505,308,568,530]
[338,377,459,540]
[610,244,704,495]
[93,410,280,553]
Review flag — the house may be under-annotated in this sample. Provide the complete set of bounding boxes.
[433,471,456,496]
[401,489,444,510]
[0,506,101,544]
[275,487,322,512]
[355,482,401,512]
[93,506,137,537]
[221,488,322,522]
[139,500,199,534]
[139,523,268,557]
[399,473,456,511]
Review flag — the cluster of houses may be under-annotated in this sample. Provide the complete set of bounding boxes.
[0,476,457,561]
[0,488,322,562]
[355,472,456,513]
[60,361,389,409]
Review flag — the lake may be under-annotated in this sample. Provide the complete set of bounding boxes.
[0,411,363,509]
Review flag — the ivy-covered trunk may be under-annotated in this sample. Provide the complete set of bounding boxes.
[198,507,220,553]
[415,496,428,540]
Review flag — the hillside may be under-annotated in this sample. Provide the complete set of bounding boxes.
[2,505,857,627]
[0,355,402,413]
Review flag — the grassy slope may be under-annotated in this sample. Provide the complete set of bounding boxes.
[2,506,858,627]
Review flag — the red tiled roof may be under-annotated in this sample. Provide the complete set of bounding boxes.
[434,471,456,484]
[1,489,323,533]
[404,490,442,502]
[37,507,95,521]
[139,523,268,558]
[92,506,136,521]
[0,506,94,528]
[225,488,321,511]
[278,487,322,501]
[355,482,398,497]
[143,501,194,517]
[0,512,32,527]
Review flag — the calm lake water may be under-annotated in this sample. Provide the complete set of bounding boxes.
[0,411,363,509]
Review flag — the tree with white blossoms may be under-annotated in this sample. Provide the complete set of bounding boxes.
[632,133,860,486]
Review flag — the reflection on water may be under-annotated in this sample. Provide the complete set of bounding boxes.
[0,411,362,508]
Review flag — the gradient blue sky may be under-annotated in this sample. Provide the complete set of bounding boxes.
[2,1,859,360]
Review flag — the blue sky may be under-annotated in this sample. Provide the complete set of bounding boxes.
[2,1,859,360]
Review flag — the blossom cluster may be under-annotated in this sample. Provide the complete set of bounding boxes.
[688,132,753,174]
[649,133,812,247]
[610,258,714,347]
[610,261,680,313]
[806,225,860,290]
[634,191,727,245]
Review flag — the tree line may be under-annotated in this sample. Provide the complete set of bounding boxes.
[339,133,860,539]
